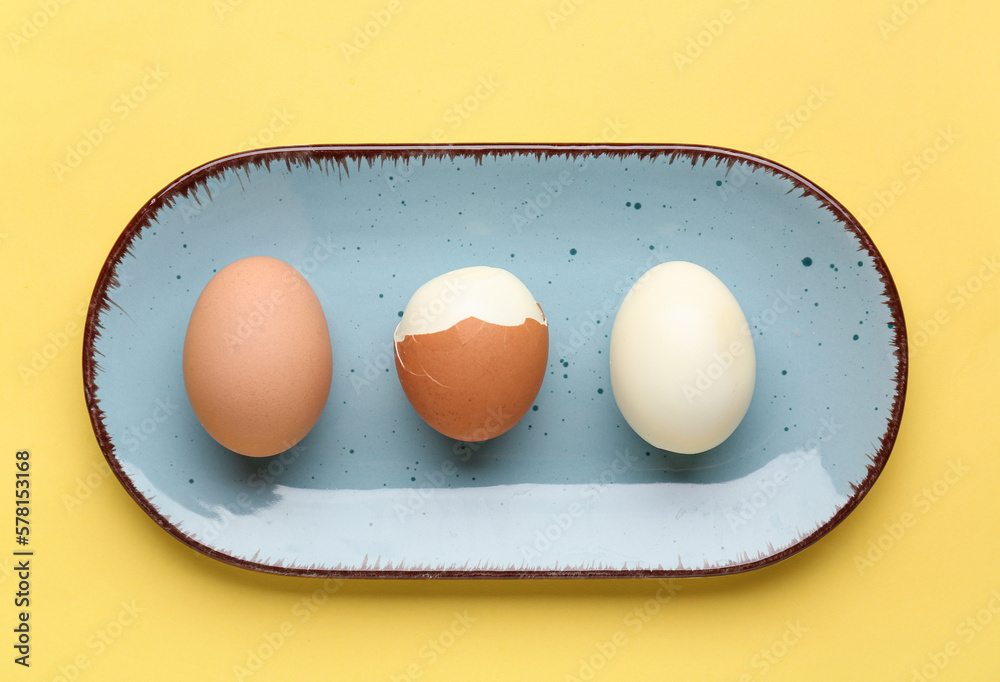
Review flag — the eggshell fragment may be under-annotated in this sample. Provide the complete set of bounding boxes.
[394,267,548,442]
[182,256,333,457]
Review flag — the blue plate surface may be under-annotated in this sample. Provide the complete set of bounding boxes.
[84,144,907,577]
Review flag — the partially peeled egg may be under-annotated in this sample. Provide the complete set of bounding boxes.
[394,266,548,442]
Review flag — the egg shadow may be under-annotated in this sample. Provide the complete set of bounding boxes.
[615,417,771,486]
[414,426,516,485]
[157,425,308,518]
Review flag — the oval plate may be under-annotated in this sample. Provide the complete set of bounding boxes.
[84,144,907,578]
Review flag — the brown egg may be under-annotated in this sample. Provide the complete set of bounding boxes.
[394,267,549,442]
[182,256,332,457]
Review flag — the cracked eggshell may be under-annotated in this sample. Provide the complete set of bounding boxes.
[183,256,333,457]
[394,266,548,442]
[610,261,756,454]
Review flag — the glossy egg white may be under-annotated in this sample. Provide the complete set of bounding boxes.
[610,261,756,454]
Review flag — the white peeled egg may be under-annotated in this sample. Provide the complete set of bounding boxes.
[609,261,756,454]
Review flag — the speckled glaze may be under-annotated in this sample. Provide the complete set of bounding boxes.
[83,145,907,578]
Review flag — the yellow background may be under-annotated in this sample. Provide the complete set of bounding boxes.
[2,0,999,679]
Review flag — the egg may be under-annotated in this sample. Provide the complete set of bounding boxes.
[610,261,755,454]
[394,266,548,442]
[182,256,333,457]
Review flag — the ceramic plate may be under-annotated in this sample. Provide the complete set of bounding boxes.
[84,144,907,578]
